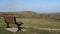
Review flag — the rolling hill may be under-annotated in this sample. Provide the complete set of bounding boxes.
[0,11,40,18]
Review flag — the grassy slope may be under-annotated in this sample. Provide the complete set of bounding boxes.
[0,18,60,34]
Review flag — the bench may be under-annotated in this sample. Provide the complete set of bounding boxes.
[4,16,23,32]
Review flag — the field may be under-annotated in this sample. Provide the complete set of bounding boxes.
[0,18,60,34]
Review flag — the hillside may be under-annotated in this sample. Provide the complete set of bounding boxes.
[0,11,60,19]
[0,11,40,18]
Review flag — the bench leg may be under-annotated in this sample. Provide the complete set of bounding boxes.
[17,26,22,32]
[6,23,10,28]
[15,22,23,32]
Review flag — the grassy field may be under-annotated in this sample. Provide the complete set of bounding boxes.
[16,18,60,29]
[0,18,60,34]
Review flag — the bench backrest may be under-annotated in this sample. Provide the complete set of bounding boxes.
[4,16,16,24]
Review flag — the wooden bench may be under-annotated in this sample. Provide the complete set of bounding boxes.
[4,16,23,32]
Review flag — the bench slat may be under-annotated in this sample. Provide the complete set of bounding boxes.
[4,16,15,24]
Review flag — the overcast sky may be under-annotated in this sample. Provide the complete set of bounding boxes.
[0,0,60,13]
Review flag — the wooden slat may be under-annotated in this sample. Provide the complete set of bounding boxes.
[4,16,15,24]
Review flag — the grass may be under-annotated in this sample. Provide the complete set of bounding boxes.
[16,18,60,29]
[0,27,60,34]
[0,18,60,34]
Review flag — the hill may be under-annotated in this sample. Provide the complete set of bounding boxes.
[0,11,60,19]
[0,11,40,18]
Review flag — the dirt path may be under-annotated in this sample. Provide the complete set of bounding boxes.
[33,27,60,31]
[25,26,60,31]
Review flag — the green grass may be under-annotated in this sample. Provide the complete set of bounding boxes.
[0,18,60,34]
[0,27,60,34]
[16,18,60,29]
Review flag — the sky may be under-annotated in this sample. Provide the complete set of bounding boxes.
[0,0,60,13]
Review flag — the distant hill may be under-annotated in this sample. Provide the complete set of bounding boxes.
[1,11,60,19]
[48,12,60,15]
[16,11,40,16]
[0,11,39,15]
[0,11,40,18]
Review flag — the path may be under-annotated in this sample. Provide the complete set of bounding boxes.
[25,26,60,31]
[32,27,60,31]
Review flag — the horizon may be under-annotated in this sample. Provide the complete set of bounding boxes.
[0,0,60,13]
